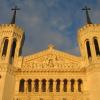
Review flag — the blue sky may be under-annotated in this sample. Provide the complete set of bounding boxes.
[0,0,100,56]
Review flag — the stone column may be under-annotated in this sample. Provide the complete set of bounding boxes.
[46,80,49,92]
[60,80,64,92]
[53,80,56,92]
[39,80,41,93]
[81,81,83,92]
[25,80,28,93]
[6,37,13,63]
[15,39,21,57]
[32,80,34,92]
[90,40,96,61]
[74,80,78,92]
[67,80,71,92]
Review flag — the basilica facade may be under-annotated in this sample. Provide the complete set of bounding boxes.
[0,7,100,100]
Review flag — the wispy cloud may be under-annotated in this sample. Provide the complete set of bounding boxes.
[0,0,99,56]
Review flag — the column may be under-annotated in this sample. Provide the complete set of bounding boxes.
[39,80,41,93]
[81,81,83,92]
[74,80,78,92]
[53,80,56,92]
[67,80,71,92]
[81,81,85,92]
[15,39,21,57]
[32,80,34,92]
[60,80,64,92]
[90,39,96,61]
[6,37,13,63]
[46,80,49,92]
[25,80,28,93]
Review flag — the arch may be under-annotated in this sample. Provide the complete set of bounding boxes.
[34,79,39,92]
[2,38,9,56]
[19,79,25,92]
[86,40,91,58]
[49,79,53,92]
[70,79,75,92]
[63,79,67,92]
[62,98,66,100]
[56,79,60,92]
[93,37,100,56]
[40,98,43,100]
[11,39,17,58]
[42,79,46,92]
[78,79,83,92]
[28,79,32,92]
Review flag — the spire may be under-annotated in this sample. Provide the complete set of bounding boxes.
[82,6,92,24]
[11,6,20,24]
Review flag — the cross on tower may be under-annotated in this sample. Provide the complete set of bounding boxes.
[82,6,92,24]
[11,6,20,24]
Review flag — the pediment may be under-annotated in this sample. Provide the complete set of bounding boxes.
[21,45,84,72]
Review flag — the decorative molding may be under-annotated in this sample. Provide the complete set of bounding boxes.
[14,47,87,73]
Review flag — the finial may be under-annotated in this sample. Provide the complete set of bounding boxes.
[82,6,92,24]
[11,6,20,24]
[48,44,55,49]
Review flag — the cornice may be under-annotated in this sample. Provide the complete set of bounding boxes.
[20,47,84,73]
[23,47,81,63]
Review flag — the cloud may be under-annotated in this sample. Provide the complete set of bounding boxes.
[0,0,99,56]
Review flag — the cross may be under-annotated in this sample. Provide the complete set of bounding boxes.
[11,6,20,12]
[82,6,92,24]
[82,6,91,12]
[11,6,20,24]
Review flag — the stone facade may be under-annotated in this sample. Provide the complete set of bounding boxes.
[0,22,100,100]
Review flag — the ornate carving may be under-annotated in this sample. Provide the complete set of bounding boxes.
[20,48,84,72]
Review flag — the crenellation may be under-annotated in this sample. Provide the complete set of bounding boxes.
[78,24,100,33]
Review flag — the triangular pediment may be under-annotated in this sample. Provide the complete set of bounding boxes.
[21,45,85,72]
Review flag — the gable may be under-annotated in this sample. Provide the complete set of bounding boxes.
[21,45,85,72]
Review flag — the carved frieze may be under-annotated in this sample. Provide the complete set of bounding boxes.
[20,47,84,72]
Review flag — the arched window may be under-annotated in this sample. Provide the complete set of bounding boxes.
[42,79,46,92]
[63,79,67,92]
[78,79,83,92]
[49,79,53,92]
[2,39,8,56]
[19,79,25,92]
[93,38,100,56]
[34,79,39,92]
[28,79,32,92]
[86,40,91,58]
[11,39,17,58]
[56,79,60,92]
[71,79,75,92]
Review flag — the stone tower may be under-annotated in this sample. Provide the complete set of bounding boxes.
[78,6,100,100]
[0,7,25,100]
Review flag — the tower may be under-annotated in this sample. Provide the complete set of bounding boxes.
[0,6,25,100]
[78,6,100,100]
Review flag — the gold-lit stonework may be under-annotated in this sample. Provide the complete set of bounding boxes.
[0,8,100,100]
